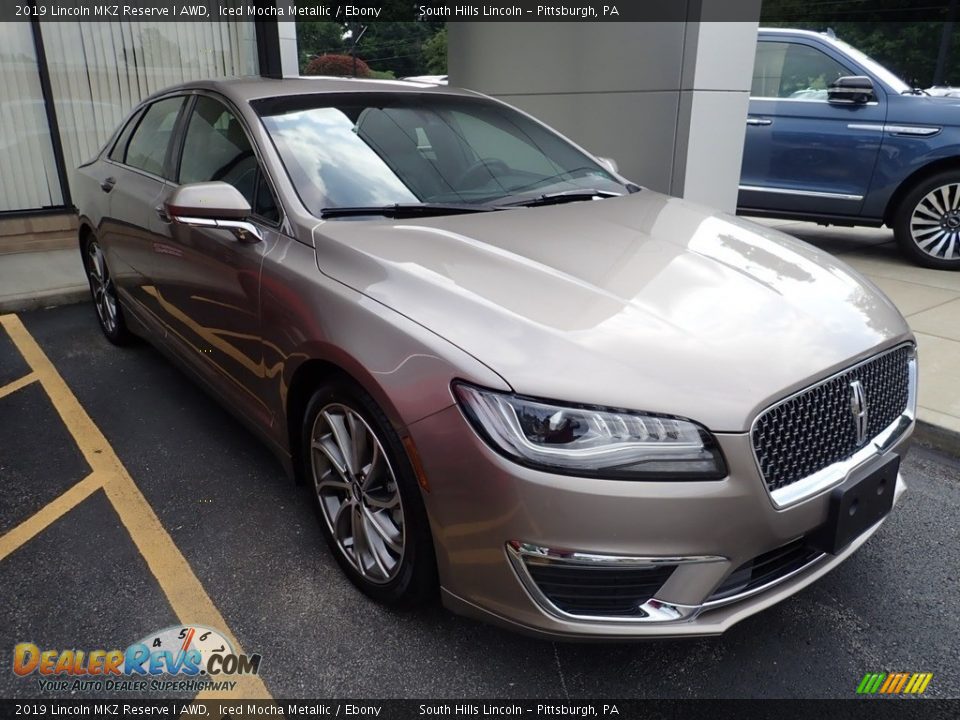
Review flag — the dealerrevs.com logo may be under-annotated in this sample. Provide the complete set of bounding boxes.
[13,625,262,693]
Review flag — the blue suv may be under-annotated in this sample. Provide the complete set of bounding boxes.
[739,28,960,269]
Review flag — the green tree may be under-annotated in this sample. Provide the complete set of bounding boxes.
[296,20,445,78]
[422,27,447,74]
[350,21,441,78]
[297,21,346,73]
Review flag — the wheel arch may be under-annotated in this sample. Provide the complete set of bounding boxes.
[78,218,95,255]
[284,353,410,485]
[884,156,960,225]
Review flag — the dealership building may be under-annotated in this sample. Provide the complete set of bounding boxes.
[0,16,298,251]
[0,5,760,252]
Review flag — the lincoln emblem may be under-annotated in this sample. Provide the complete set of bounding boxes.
[849,380,869,445]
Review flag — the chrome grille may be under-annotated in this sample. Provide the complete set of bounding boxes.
[752,346,912,493]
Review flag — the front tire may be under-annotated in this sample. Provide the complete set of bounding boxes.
[301,378,437,606]
[84,238,133,344]
[893,172,960,270]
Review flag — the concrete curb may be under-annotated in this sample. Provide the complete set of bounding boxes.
[0,286,89,314]
[913,420,960,460]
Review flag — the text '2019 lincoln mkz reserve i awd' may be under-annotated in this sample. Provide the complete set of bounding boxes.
[75,77,917,639]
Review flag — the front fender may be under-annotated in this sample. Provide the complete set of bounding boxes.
[864,126,960,218]
[259,236,509,453]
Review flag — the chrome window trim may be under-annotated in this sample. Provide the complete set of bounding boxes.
[738,185,863,202]
[750,343,917,510]
[506,542,722,624]
[749,96,879,106]
[103,157,168,185]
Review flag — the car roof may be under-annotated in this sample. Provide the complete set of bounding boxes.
[147,76,478,105]
[757,27,832,41]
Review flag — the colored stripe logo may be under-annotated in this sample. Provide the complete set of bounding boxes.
[857,672,933,694]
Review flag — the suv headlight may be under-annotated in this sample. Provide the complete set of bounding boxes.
[453,382,726,480]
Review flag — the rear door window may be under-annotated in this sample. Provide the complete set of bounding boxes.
[108,109,142,163]
[124,97,186,176]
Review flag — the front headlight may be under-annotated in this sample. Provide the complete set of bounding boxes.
[453,382,726,480]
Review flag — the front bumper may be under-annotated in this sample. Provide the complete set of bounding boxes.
[408,404,912,639]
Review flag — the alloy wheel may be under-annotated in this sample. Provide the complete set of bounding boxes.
[309,403,406,584]
[909,183,960,261]
[87,241,118,334]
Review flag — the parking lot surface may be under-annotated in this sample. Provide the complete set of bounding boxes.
[1,303,958,700]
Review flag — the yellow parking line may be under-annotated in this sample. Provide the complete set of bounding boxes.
[0,372,38,401]
[0,472,102,563]
[0,314,273,701]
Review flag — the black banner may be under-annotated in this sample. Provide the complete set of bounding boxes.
[0,699,956,720]
[1,0,957,23]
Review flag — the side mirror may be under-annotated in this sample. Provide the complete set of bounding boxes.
[828,76,875,105]
[596,156,619,174]
[165,182,262,242]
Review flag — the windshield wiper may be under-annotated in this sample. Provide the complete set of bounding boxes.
[493,189,622,209]
[321,203,500,219]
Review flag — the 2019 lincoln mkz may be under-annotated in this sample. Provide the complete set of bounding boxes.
[74,77,917,639]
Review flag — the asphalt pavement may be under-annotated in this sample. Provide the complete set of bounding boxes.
[1,302,958,700]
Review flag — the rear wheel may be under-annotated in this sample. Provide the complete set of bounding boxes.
[893,172,960,269]
[84,238,132,344]
[301,378,437,606]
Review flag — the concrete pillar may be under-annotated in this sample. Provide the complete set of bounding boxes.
[448,6,760,212]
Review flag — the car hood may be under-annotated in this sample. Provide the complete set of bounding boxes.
[312,192,911,432]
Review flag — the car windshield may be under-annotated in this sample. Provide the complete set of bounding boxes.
[253,92,626,215]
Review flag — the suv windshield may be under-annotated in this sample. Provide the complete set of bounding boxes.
[253,92,626,216]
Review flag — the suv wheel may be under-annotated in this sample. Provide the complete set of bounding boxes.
[301,378,437,606]
[84,238,133,344]
[894,171,960,269]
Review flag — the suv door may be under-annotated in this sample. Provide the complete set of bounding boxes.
[739,37,886,218]
[100,96,187,324]
[152,93,283,429]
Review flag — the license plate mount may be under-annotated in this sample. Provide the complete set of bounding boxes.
[810,455,899,555]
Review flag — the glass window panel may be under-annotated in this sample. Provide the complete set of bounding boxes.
[124,96,185,176]
[109,109,142,163]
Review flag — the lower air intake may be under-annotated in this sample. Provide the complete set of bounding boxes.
[523,559,677,618]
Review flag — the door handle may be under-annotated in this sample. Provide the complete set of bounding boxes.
[746,118,773,126]
[100,177,116,192]
[155,205,171,223]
